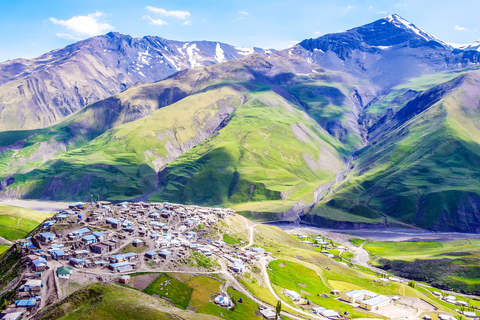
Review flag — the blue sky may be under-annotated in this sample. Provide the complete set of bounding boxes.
[1,0,479,62]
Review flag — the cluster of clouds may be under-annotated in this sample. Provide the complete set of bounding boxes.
[143,6,191,26]
[50,6,197,40]
[50,11,114,40]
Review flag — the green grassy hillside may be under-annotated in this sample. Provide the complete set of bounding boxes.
[5,86,243,200]
[307,69,480,231]
[149,90,347,206]
[365,240,480,294]
[37,283,220,320]
[1,53,367,208]
[0,203,51,241]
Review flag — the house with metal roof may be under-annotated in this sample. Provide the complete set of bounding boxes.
[112,252,138,263]
[145,251,158,259]
[32,258,47,272]
[38,232,55,242]
[109,261,131,271]
[159,249,172,259]
[284,289,301,300]
[71,228,91,238]
[69,257,86,268]
[232,259,245,272]
[340,289,376,303]
[259,308,276,319]
[82,234,97,244]
[2,311,24,320]
[106,217,121,227]
[149,212,160,219]
[15,298,36,310]
[92,231,105,240]
[50,249,66,260]
[320,309,340,319]
[57,266,74,279]
[43,220,56,229]
[358,295,391,311]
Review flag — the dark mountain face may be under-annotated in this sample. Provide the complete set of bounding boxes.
[0,32,270,131]
[294,14,480,91]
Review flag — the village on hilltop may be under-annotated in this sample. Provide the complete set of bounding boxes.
[4,201,273,319]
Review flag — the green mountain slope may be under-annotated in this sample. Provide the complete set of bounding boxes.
[3,86,243,200]
[0,53,371,209]
[150,90,348,207]
[307,69,480,232]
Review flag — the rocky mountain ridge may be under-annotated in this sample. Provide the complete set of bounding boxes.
[0,32,269,131]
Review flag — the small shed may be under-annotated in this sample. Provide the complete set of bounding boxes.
[159,249,172,259]
[145,251,158,259]
[57,266,74,279]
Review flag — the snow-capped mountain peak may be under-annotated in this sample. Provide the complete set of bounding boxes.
[384,13,447,46]
[461,39,480,52]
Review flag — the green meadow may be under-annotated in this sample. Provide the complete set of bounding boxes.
[0,203,52,241]
[141,273,262,319]
[365,240,480,294]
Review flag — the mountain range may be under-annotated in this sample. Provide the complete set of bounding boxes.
[0,32,269,131]
[2,14,480,232]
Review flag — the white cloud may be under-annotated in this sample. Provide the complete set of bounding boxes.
[345,5,355,11]
[183,20,192,26]
[239,11,249,16]
[455,25,468,31]
[145,6,190,20]
[56,33,82,40]
[287,40,299,48]
[143,15,168,25]
[377,10,388,14]
[49,11,114,37]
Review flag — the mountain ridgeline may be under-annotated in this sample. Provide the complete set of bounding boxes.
[0,32,269,131]
[3,14,480,232]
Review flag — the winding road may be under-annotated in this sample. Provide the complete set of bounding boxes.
[237,217,327,320]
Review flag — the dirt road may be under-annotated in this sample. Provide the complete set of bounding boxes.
[240,215,256,250]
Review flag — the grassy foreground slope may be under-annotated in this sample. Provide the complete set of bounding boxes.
[36,283,220,320]
[307,68,480,231]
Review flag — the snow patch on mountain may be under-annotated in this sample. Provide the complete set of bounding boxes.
[462,40,480,51]
[385,14,448,47]
[215,43,226,63]
[186,43,202,68]
[137,50,151,66]
[235,47,254,56]
[163,53,181,71]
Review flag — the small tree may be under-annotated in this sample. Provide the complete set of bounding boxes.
[408,280,416,288]
[275,300,282,320]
